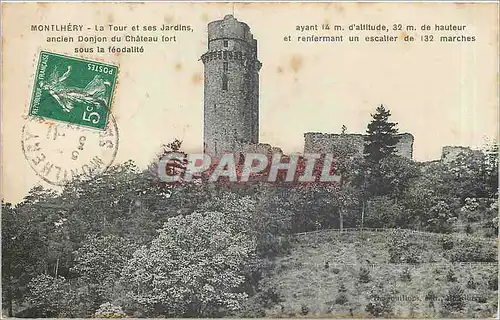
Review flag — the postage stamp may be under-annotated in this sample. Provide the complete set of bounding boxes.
[21,114,119,186]
[28,51,118,130]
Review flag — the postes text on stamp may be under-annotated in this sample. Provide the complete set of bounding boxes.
[28,51,118,130]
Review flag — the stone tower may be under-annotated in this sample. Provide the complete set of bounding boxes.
[201,15,262,157]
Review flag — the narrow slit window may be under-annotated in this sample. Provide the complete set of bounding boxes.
[223,40,228,47]
[222,75,228,91]
[223,62,228,72]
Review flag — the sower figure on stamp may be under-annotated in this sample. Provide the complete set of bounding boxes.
[40,65,111,112]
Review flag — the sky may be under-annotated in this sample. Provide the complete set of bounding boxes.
[2,2,498,203]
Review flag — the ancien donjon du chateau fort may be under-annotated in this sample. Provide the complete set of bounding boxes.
[201,15,470,161]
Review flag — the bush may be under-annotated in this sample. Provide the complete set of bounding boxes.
[365,284,395,317]
[447,238,497,262]
[94,303,126,318]
[235,295,267,318]
[440,237,454,250]
[466,276,476,289]
[474,290,488,304]
[359,267,371,283]
[442,286,465,313]
[446,269,457,282]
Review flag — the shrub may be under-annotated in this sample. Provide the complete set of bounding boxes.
[441,237,454,250]
[400,268,411,282]
[388,231,423,263]
[442,286,465,313]
[300,304,309,316]
[359,267,371,283]
[447,238,497,262]
[365,284,395,317]
[474,290,488,304]
[446,269,457,282]
[465,225,473,234]
[94,303,126,318]
[364,197,405,228]
[466,276,476,289]
[425,290,437,307]
[338,283,347,293]
[26,274,75,317]
[335,294,348,305]
[487,274,498,291]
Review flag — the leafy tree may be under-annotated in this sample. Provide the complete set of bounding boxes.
[365,196,405,228]
[364,105,400,164]
[2,187,77,316]
[442,286,465,314]
[71,234,137,305]
[120,211,257,317]
[25,274,74,317]
[400,268,411,282]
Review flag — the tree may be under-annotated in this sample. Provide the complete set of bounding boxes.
[364,105,400,164]
[362,105,404,202]
[120,211,257,317]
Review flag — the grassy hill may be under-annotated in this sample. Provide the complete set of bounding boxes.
[265,229,498,318]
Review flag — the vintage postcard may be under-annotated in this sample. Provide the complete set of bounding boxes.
[1,2,498,319]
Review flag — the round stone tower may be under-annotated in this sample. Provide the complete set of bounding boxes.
[201,14,262,157]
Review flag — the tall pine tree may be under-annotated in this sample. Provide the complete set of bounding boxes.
[364,105,400,163]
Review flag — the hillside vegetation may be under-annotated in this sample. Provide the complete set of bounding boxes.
[266,229,498,318]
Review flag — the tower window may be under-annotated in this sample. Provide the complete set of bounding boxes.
[223,40,228,47]
[222,74,228,91]
[223,62,228,72]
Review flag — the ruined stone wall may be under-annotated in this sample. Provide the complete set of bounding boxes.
[303,132,414,159]
[202,15,261,157]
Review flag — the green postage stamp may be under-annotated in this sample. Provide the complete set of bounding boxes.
[28,51,118,130]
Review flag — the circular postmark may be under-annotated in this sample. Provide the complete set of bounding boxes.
[21,115,119,186]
